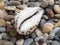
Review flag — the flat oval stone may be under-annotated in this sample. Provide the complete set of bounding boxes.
[23,38,33,45]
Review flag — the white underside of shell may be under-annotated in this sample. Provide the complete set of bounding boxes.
[15,7,44,35]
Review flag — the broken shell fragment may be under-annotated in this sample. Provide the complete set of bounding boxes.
[14,7,44,35]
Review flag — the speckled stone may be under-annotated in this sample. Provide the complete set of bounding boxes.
[23,38,33,45]
[43,23,54,33]
[0,10,4,18]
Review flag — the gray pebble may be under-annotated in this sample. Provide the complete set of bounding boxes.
[9,1,21,6]
[47,20,55,24]
[23,38,33,45]
[40,19,46,28]
[51,41,60,45]
[35,36,44,42]
[30,33,37,39]
[0,27,6,33]
[28,2,41,7]
[1,33,10,40]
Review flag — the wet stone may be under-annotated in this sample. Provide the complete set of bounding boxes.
[23,38,33,45]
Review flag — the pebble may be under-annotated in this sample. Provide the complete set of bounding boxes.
[40,0,48,8]
[35,36,44,42]
[0,27,6,33]
[9,1,21,6]
[23,38,33,45]
[51,41,60,45]
[0,2,4,9]
[49,27,60,39]
[54,21,60,27]
[54,5,60,14]
[4,15,14,21]
[43,33,49,40]
[10,37,17,43]
[10,29,17,36]
[16,39,24,45]
[0,10,4,18]
[47,20,55,24]
[43,23,54,33]
[0,18,5,26]
[28,2,41,7]
[22,0,29,3]
[46,8,54,18]
[54,14,60,19]
[42,15,49,20]
[40,19,46,28]
[35,28,42,36]
[0,34,2,39]
[1,33,10,40]
[5,6,16,10]
[30,32,37,38]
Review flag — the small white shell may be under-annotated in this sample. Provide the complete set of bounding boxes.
[15,7,44,35]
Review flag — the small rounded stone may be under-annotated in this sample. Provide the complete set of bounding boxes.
[51,41,60,45]
[23,38,33,45]
[0,27,6,33]
[54,5,60,14]
[0,18,5,26]
[43,23,54,33]
[54,21,60,27]
[35,28,42,36]
[16,39,24,45]
[54,14,60,19]
[0,2,4,9]
[43,43,47,45]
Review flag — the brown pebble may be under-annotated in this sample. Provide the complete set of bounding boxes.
[46,8,54,18]
[54,14,60,19]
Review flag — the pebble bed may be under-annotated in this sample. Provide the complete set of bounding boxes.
[0,0,60,45]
